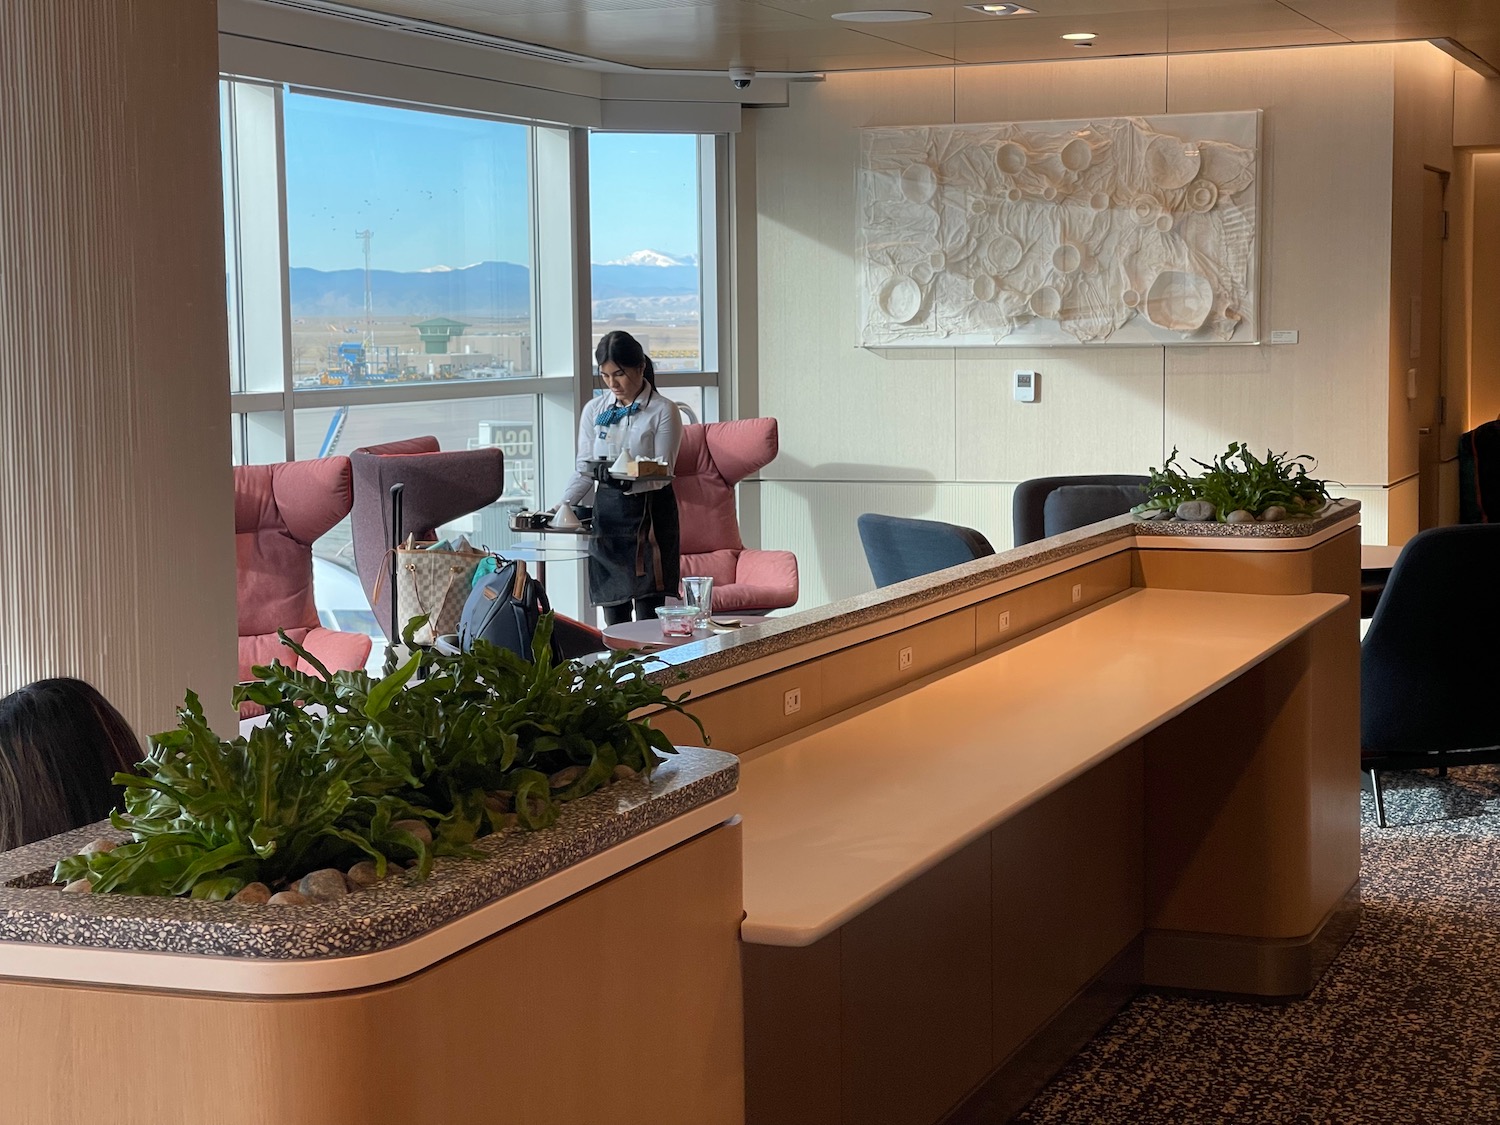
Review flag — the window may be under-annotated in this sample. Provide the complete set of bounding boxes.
[222,79,727,639]
[283,93,534,391]
[588,133,720,417]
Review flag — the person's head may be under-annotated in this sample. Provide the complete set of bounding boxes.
[0,678,141,852]
[595,330,655,401]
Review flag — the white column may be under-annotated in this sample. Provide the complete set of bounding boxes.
[0,0,239,734]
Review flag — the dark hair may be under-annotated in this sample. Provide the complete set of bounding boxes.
[595,330,656,388]
[0,678,142,852]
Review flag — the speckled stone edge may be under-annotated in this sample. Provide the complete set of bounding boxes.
[1131,499,1359,539]
[0,747,736,960]
[640,499,1361,687]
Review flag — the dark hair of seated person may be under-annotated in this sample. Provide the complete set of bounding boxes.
[0,678,142,853]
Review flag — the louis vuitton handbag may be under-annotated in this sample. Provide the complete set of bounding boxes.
[374,534,491,647]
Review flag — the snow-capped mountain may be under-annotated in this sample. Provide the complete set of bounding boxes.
[289,255,698,319]
[603,249,697,268]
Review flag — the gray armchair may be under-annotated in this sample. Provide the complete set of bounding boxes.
[857,514,995,588]
[1012,474,1149,547]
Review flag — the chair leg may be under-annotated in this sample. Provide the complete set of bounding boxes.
[1362,768,1388,828]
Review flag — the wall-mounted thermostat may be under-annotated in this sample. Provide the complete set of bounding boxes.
[1013,369,1038,402]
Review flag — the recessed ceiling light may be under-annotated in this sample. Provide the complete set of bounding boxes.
[963,3,1036,15]
[1061,32,1097,41]
[832,9,933,21]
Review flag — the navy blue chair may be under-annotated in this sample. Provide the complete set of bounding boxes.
[857,514,995,588]
[1012,475,1149,547]
[1361,524,1500,826]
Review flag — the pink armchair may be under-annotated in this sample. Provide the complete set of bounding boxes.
[675,418,799,614]
[234,458,372,711]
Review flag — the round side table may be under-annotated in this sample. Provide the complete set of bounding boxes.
[601,620,711,652]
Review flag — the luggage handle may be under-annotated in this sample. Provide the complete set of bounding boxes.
[388,483,404,648]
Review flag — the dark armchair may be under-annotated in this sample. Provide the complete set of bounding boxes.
[1012,474,1149,547]
[1361,524,1500,826]
[857,514,995,588]
[349,436,604,659]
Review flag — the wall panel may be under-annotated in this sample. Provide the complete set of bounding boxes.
[756,72,958,484]
[749,43,1437,610]
[1161,45,1398,486]
[955,349,1166,480]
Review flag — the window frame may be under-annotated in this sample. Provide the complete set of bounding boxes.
[222,82,731,618]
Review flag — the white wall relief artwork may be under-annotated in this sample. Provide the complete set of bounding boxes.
[857,111,1261,347]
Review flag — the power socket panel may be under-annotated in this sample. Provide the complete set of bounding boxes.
[898,646,914,671]
[1071,583,1083,603]
[997,610,1011,632]
[783,687,802,716]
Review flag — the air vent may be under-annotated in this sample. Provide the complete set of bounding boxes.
[251,0,611,68]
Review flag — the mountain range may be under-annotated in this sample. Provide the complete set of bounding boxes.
[289,253,698,319]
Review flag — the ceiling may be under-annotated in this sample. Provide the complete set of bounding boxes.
[311,0,1500,75]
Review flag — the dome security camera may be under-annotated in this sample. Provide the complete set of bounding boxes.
[729,66,755,90]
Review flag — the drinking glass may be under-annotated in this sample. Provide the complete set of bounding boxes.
[655,605,698,637]
[682,576,715,627]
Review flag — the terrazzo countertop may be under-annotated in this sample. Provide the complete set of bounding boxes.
[0,746,737,962]
[642,499,1361,687]
[1131,499,1359,539]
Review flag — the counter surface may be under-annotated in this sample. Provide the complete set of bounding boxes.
[738,588,1347,947]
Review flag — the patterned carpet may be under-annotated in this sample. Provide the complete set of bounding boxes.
[1014,766,1500,1125]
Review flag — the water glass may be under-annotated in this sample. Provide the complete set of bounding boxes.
[682,576,715,627]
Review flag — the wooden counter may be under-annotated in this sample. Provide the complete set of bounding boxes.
[0,749,745,1125]
[739,588,1345,947]
[632,506,1362,1125]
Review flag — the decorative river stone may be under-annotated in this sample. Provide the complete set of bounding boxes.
[1175,500,1217,522]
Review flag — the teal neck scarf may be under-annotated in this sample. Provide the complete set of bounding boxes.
[596,399,641,428]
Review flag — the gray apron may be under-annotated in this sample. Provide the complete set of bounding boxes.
[589,482,680,607]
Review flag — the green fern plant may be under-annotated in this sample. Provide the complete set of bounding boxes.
[55,615,705,900]
[1135,442,1334,521]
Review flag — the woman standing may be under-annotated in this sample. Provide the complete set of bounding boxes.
[556,331,683,625]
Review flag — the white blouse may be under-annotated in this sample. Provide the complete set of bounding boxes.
[558,385,683,506]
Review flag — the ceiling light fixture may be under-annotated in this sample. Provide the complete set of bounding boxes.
[832,9,933,21]
[1061,32,1097,41]
[962,3,1036,15]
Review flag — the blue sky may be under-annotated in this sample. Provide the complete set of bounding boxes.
[283,93,699,272]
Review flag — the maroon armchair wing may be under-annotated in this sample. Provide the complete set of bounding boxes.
[675,418,799,614]
[349,437,603,658]
[233,458,373,707]
[349,436,505,635]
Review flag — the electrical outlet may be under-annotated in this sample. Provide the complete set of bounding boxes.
[1071,583,1083,603]
[783,687,802,715]
[997,610,1011,632]
[898,646,913,670]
